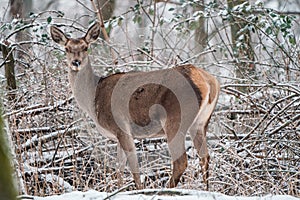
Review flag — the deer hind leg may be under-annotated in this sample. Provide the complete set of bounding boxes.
[165,122,187,188]
[189,121,210,190]
[117,133,142,189]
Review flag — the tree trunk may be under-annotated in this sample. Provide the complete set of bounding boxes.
[97,0,115,37]
[0,103,18,200]
[228,0,255,84]
[10,0,32,71]
[193,0,208,62]
[98,0,115,21]
[1,44,17,101]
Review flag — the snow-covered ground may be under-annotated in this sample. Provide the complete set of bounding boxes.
[27,189,299,200]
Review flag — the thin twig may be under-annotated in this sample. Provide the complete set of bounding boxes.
[50,119,82,166]
[269,114,300,136]
[240,94,299,142]
[5,24,35,41]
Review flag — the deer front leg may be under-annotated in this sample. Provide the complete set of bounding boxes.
[117,142,126,187]
[166,126,187,188]
[168,152,187,188]
[117,133,142,190]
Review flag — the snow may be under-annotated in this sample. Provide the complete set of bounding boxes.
[28,189,299,200]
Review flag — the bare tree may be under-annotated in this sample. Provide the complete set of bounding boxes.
[9,0,32,69]
[193,0,208,62]
[1,43,16,100]
[98,0,115,21]
[227,0,255,85]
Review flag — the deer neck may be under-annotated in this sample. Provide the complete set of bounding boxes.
[68,59,100,121]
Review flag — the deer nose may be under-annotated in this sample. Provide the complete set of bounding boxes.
[72,60,81,67]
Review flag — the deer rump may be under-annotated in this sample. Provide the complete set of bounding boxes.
[94,64,205,140]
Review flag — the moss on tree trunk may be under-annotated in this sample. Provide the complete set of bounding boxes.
[0,103,17,200]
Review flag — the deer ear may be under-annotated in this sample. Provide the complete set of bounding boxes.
[84,22,101,43]
[50,26,68,46]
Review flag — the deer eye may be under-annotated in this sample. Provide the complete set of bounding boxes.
[84,47,88,51]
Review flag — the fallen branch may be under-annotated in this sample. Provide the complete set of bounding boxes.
[103,182,135,200]
[43,145,93,168]
[4,97,73,118]
[16,125,71,135]
[21,126,79,151]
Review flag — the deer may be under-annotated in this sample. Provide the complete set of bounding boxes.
[50,22,220,190]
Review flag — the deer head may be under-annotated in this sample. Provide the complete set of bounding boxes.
[50,23,101,71]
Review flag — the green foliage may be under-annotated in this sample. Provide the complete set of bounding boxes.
[47,16,52,24]
[108,16,124,27]
[1,10,65,45]
[162,0,297,52]
[132,1,144,24]
[219,1,296,47]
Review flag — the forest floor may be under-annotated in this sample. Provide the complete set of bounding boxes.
[24,189,300,200]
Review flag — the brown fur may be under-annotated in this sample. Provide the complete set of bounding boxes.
[95,65,204,139]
